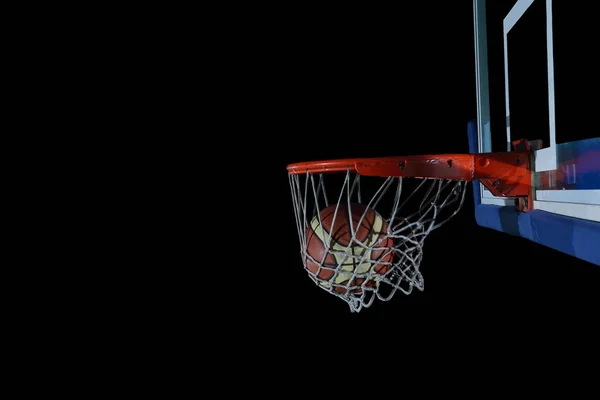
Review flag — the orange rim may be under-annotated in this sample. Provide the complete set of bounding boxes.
[287,152,531,198]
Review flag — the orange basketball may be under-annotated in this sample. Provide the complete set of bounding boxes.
[304,203,394,295]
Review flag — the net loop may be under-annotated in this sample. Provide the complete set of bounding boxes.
[289,168,467,312]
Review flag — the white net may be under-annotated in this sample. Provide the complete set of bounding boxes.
[289,169,467,312]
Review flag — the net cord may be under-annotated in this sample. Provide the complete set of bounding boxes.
[289,169,467,312]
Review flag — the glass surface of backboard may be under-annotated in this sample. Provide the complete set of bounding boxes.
[471,0,599,265]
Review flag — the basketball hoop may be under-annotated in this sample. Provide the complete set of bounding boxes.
[287,151,531,312]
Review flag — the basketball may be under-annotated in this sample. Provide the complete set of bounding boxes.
[304,203,394,295]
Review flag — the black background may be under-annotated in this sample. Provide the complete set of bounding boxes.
[225,2,599,325]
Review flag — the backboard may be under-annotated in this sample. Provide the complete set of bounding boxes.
[470,0,599,265]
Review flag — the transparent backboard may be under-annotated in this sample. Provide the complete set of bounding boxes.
[471,0,599,265]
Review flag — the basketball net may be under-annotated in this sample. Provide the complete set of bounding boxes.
[289,169,467,312]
